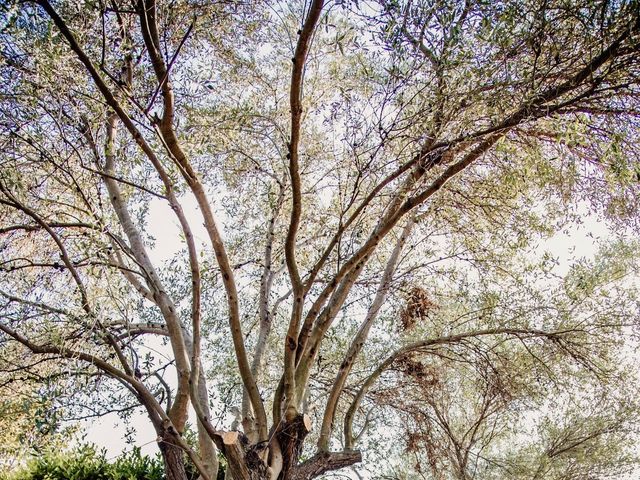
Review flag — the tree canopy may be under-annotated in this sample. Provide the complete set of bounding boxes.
[1,0,640,479]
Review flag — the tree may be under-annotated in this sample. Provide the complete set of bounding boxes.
[1,0,640,479]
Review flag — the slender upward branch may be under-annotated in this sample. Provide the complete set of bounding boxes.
[102,114,192,429]
[136,0,266,442]
[318,215,415,451]
[283,0,325,421]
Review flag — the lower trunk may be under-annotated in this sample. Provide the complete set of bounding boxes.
[220,416,361,480]
[276,414,311,479]
[140,402,190,480]
[159,432,189,480]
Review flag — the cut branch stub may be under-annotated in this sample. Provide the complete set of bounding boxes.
[303,414,312,432]
[220,430,269,480]
[222,430,240,445]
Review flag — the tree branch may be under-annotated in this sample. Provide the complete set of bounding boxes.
[282,0,326,423]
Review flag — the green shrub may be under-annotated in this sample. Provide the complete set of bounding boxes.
[1,445,166,480]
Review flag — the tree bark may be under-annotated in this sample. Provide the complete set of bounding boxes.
[159,431,189,480]
[289,451,362,480]
[275,414,312,479]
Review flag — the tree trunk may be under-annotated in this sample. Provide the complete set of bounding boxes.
[276,414,312,479]
[159,432,189,480]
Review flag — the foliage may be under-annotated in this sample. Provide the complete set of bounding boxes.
[0,345,78,471]
[1,445,167,480]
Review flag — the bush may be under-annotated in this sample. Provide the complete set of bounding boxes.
[1,444,166,480]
